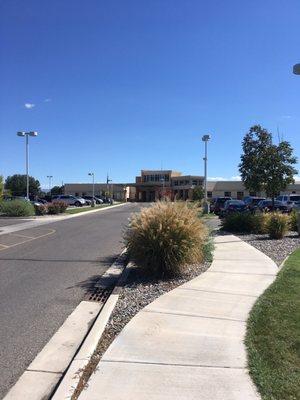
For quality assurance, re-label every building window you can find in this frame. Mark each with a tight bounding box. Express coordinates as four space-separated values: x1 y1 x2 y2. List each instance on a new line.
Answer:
249 191 256 196
237 191 244 200
224 191 231 197
207 191 212 198
192 180 197 186
174 181 178 186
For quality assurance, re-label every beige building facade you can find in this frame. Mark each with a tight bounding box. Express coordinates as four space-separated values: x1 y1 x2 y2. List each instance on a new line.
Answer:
64 170 300 202
206 180 300 199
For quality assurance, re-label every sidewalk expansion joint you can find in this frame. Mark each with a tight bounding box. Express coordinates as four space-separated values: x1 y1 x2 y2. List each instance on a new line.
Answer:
178 287 258 298
101 359 246 370
142 309 246 323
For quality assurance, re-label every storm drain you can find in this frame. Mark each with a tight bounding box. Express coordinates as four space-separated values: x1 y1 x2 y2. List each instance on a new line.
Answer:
84 286 114 303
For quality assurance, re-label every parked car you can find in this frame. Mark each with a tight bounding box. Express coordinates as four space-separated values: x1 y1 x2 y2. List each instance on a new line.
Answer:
276 194 300 209
83 196 103 205
221 200 247 217
257 199 290 213
94 196 105 204
243 196 266 212
52 195 86 207
213 197 232 215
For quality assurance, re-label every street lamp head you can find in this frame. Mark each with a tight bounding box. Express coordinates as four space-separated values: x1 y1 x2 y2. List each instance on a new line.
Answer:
88 172 94 176
202 134 211 142
293 64 300 75
29 131 38 137
17 131 25 137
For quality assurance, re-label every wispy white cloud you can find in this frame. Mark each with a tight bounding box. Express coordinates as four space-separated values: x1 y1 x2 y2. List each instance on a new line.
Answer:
208 176 241 181
280 115 292 119
208 176 227 181
24 103 35 109
44 98 51 102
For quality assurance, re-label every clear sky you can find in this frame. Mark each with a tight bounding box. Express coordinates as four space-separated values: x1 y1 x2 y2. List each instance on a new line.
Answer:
1 0 299 188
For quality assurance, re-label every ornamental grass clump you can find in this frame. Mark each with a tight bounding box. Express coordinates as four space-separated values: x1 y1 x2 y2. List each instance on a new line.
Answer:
267 212 289 239
124 201 208 277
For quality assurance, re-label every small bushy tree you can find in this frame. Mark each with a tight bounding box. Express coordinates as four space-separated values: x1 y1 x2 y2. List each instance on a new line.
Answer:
239 125 297 205
192 186 204 202
50 185 64 195
5 174 41 197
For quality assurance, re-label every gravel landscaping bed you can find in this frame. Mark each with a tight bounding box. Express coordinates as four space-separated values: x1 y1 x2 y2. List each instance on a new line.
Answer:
72 260 210 399
236 231 300 266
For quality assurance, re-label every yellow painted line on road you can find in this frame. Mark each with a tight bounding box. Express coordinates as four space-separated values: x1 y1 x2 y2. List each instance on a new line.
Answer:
0 229 56 251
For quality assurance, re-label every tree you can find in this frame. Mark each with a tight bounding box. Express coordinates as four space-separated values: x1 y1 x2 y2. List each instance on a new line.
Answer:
192 186 204 201
50 185 64 195
0 175 3 198
239 125 298 205
5 174 41 197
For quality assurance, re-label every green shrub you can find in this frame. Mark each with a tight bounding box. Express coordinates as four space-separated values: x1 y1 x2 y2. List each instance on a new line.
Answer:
289 209 299 232
124 201 208 277
221 212 267 234
0 200 34 217
267 213 289 239
34 204 48 215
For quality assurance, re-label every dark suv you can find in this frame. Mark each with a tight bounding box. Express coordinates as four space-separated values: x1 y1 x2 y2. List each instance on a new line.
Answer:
213 197 232 215
244 197 266 212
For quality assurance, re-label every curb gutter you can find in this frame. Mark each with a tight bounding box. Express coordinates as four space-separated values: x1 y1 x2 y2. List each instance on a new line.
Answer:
3 250 128 400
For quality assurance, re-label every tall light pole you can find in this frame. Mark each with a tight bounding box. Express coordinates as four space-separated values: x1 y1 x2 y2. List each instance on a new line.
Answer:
293 64 300 75
47 175 53 194
17 131 38 200
202 134 211 213
106 173 112 199
88 172 95 207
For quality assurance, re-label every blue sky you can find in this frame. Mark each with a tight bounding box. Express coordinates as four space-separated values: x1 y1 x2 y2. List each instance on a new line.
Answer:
1 0 300 188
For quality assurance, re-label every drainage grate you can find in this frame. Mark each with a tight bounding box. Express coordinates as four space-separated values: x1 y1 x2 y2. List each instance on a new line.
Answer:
84 286 113 303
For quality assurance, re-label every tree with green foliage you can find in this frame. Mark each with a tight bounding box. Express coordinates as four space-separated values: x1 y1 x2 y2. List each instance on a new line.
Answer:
50 185 64 195
0 175 3 198
5 174 41 197
239 125 297 205
192 185 204 201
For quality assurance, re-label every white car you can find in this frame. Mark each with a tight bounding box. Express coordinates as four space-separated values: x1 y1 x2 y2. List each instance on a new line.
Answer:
52 195 86 207
276 194 300 209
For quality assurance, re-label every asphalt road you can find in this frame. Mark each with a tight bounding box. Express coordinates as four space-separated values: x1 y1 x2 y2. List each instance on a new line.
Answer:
0 203 142 398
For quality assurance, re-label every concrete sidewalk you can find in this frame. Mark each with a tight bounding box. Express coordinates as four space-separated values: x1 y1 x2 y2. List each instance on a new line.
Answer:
79 235 278 400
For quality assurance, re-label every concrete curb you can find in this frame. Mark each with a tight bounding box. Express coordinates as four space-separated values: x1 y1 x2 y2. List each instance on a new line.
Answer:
52 261 131 400
3 250 128 400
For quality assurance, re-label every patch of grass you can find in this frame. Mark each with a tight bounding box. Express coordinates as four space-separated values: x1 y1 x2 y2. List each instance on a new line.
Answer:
65 204 110 214
246 248 300 400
